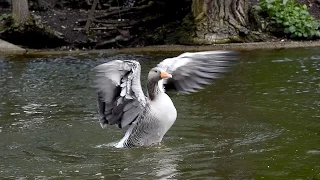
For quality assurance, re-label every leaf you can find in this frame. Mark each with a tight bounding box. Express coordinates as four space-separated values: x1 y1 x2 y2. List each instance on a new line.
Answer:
303 4 307 10
255 5 262 11
283 0 289 4
267 4 274 9
289 26 296 33
305 23 312 28
310 31 315 36
284 28 290 33
301 10 309 15
300 28 305 33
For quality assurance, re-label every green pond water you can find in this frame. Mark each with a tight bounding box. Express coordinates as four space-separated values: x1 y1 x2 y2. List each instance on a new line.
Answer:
0 48 319 179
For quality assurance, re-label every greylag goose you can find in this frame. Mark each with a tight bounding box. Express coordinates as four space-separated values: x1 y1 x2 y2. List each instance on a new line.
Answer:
93 51 237 148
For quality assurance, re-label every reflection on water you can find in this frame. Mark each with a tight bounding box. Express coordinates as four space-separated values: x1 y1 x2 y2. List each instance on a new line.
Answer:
0 48 319 179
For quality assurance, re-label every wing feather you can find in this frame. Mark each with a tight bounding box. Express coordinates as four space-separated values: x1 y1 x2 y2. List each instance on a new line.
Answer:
157 51 237 94
93 60 146 129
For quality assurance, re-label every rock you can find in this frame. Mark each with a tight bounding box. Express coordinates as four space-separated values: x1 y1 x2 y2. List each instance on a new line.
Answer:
0 39 26 55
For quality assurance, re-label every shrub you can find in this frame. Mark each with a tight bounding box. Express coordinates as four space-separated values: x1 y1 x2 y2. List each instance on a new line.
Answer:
254 0 320 39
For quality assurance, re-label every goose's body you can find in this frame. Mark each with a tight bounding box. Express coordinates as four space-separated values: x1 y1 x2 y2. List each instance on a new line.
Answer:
116 92 177 148
93 51 237 148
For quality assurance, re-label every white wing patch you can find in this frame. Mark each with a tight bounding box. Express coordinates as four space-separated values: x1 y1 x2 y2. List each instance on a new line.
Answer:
158 57 191 72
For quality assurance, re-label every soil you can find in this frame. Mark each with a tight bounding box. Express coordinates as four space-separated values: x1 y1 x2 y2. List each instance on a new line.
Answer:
1 0 320 50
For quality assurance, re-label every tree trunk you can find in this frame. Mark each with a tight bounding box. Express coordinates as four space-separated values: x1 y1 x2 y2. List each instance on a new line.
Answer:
192 0 249 44
12 0 30 24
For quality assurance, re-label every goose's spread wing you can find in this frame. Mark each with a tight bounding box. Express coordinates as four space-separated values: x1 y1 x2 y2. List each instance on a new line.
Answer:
93 60 146 129
157 51 237 94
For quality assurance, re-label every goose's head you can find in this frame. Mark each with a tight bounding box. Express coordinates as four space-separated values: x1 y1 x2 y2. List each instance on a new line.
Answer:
148 67 172 82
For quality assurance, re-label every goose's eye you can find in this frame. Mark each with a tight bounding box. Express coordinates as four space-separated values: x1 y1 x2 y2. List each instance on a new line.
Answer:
154 70 158 73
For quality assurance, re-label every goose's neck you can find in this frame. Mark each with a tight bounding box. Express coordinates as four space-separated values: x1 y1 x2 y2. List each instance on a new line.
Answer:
147 79 163 101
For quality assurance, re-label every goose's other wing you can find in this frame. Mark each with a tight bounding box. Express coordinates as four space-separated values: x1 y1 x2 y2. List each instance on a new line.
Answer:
157 51 237 94
93 60 146 129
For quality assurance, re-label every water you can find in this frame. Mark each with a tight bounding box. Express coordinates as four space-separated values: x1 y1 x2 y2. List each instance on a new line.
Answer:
0 48 319 179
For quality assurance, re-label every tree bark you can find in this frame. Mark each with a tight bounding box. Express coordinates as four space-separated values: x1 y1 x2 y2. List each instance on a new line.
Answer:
12 0 30 24
192 0 249 44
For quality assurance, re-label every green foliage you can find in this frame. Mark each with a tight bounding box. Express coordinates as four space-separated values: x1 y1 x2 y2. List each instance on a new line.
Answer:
0 13 10 21
0 14 14 31
255 0 320 39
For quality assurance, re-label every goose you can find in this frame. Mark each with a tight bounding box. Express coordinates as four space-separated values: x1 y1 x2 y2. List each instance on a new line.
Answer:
93 51 237 148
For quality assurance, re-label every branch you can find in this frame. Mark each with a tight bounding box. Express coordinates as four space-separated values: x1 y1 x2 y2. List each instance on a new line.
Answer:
100 20 138 26
73 26 133 31
78 8 131 23
84 0 99 32
95 35 130 48
77 1 154 23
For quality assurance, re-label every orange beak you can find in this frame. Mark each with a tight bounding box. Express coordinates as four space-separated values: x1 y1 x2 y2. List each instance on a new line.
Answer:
160 71 172 79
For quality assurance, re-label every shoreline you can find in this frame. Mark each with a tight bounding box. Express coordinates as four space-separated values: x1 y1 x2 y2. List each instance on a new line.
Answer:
2 40 320 56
